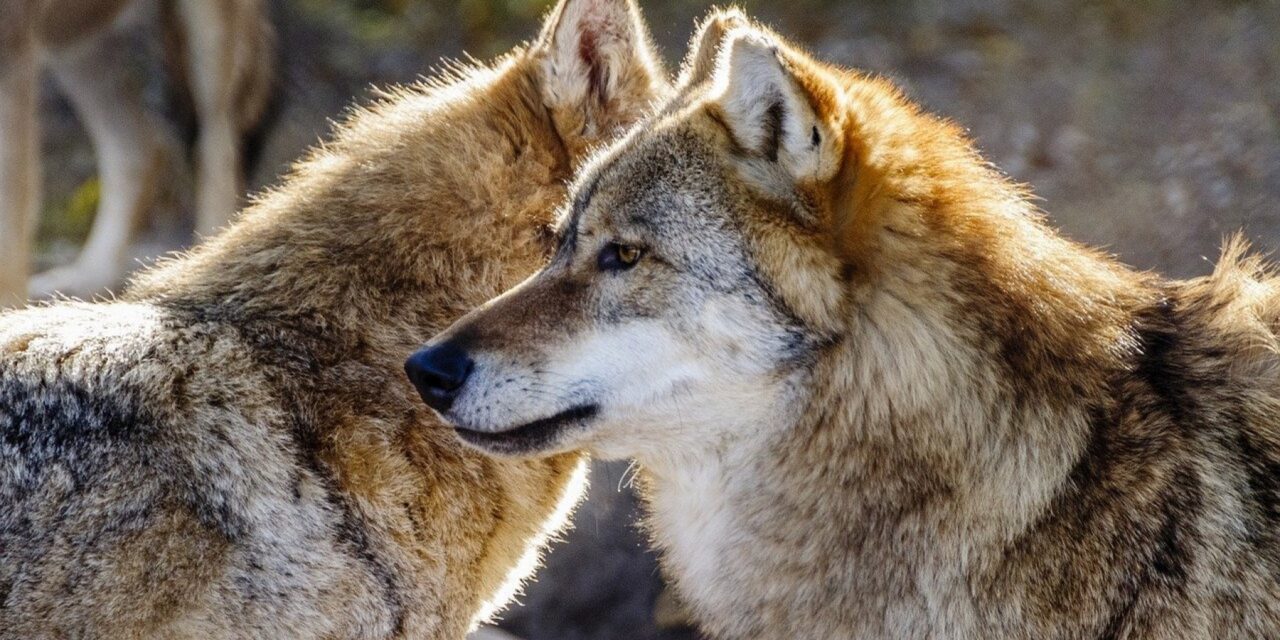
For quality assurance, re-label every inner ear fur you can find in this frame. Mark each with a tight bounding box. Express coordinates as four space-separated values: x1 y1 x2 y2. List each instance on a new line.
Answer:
534 0 668 152
710 25 884 297
710 27 846 187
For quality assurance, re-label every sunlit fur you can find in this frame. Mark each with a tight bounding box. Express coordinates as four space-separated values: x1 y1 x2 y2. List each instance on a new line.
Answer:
425 10 1280 639
0 0 666 637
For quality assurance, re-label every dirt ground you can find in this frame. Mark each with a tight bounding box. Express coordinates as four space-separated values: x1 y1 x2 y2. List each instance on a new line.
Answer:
31 0 1280 638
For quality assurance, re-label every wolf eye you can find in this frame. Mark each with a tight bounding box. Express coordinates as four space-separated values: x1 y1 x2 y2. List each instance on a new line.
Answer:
598 242 643 271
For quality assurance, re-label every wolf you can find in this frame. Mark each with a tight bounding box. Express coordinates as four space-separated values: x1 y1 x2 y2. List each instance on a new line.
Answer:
408 11 1280 639
0 0 666 636
0 0 274 305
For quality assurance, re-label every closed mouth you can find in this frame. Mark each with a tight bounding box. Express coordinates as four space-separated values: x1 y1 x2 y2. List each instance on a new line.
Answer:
454 404 599 455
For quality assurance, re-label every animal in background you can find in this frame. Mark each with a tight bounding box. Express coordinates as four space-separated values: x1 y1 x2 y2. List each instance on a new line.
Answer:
0 0 274 305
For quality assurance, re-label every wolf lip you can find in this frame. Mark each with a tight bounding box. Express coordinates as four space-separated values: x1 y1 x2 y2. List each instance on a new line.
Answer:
454 404 599 454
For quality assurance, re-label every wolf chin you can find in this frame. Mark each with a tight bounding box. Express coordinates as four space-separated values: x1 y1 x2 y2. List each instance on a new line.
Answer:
0 0 667 636
410 10 1280 639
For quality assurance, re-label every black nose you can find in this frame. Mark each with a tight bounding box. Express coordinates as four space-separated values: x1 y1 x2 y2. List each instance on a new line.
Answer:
404 342 474 413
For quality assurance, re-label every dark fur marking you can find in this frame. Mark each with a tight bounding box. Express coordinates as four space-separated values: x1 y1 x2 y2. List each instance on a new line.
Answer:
1133 295 1280 554
705 108 751 158
1024 363 1206 639
839 263 857 282
0 369 253 617
577 29 610 105
1232 427 1280 549
540 105 574 179
285 413 407 635
1151 468 1201 587
1066 406 1115 488
736 265 836 368
1098 467 1203 639
943 249 1102 412
0 365 257 544
761 99 784 162
0 376 146 451
556 174 603 262
0 373 150 501
1133 296 1193 420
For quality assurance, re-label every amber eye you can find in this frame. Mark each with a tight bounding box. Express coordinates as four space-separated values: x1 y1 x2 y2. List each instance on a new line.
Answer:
598 242 644 271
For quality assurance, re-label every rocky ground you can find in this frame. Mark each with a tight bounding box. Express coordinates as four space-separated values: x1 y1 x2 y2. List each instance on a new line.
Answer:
32 0 1280 638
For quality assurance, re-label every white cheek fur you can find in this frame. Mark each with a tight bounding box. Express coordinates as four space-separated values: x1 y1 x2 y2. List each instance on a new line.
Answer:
445 293 798 459
554 299 796 459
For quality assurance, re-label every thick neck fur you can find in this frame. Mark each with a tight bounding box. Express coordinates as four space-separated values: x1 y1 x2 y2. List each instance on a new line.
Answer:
116 58 582 628
127 56 570 350
642 242 1156 639
641 75 1198 639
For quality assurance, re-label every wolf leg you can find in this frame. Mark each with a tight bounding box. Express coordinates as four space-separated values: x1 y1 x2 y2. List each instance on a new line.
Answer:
173 0 272 236
29 29 169 298
0 5 40 308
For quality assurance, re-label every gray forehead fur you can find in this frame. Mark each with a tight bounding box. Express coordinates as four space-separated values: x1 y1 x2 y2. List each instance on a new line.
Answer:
566 126 754 288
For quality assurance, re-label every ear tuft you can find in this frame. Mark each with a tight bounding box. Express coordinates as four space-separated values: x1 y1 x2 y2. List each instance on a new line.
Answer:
674 8 751 95
537 0 666 145
712 28 844 184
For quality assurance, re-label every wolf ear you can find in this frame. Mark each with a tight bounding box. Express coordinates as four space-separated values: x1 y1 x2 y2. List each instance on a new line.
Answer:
673 8 750 95
535 0 666 149
711 29 844 184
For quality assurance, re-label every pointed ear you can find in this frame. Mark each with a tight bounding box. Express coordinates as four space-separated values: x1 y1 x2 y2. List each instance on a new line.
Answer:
535 0 667 149
673 8 750 95
711 29 845 184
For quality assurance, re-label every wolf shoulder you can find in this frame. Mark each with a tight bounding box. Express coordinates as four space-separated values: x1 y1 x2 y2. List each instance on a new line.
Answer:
0 302 382 638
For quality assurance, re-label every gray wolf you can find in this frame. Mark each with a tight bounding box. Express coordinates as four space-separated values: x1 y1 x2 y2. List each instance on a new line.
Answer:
0 0 666 636
408 11 1280 639
0 0 274 305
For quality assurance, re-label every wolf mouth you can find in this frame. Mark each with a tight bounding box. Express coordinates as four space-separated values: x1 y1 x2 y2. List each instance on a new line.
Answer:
454 404 599 455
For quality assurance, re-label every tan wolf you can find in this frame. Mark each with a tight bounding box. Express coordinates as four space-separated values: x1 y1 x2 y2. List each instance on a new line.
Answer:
0 0 666 636
0 0 274 304
408 11 1280 639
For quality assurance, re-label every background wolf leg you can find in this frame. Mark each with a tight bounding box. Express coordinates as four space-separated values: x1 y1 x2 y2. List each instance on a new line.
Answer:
0 8 39 308
172 0 272 236
29 28 173 298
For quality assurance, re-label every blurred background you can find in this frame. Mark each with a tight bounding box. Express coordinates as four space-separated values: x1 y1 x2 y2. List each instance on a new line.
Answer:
18 0 1280 637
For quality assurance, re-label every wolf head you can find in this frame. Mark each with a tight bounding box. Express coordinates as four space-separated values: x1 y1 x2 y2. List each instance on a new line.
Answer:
407 13 1115 465
403 15 833 460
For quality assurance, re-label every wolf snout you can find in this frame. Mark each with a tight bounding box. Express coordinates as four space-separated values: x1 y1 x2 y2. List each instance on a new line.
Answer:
405 341 474 413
